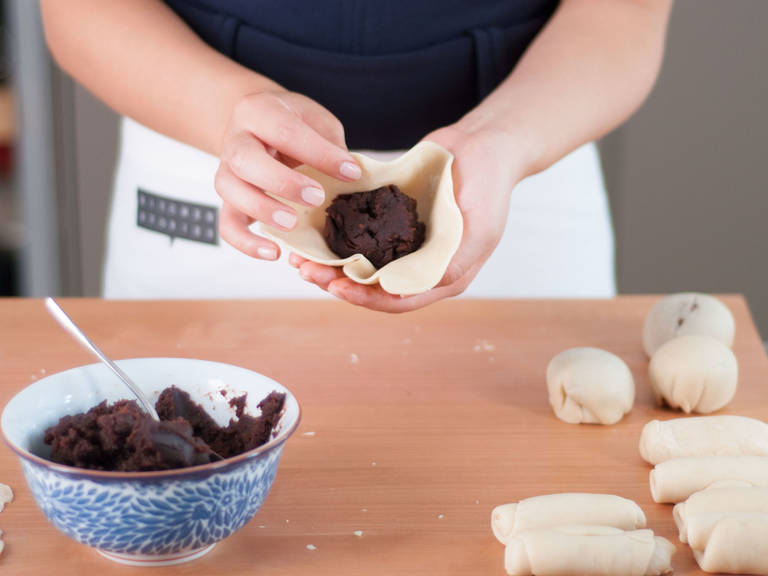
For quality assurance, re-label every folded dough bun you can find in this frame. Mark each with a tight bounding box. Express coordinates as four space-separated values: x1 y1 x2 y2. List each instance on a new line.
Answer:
546 347 635 425
261 141 462 295
504 526 674 576
648 334 738 414
491 494 646 544
642 293 735 357
639 415 768 465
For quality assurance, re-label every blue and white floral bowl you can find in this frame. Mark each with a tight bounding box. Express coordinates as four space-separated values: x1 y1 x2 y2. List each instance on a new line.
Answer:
1 358 300 566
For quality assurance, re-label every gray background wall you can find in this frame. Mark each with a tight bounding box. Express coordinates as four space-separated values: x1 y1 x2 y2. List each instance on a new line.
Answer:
59 83 119 297
49 1 768 335
601 0 768 336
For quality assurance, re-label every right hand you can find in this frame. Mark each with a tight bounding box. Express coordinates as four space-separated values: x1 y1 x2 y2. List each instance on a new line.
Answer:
215 90 361 260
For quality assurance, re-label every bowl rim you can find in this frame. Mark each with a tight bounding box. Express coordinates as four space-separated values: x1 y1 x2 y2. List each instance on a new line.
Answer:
1 357 302 479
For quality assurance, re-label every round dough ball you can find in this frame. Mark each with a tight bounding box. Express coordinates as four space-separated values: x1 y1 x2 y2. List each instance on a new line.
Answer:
648 335 738 414
546 348 635 425
642 293 734 357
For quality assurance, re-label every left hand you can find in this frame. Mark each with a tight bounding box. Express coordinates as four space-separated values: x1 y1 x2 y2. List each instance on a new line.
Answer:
291 124 523 312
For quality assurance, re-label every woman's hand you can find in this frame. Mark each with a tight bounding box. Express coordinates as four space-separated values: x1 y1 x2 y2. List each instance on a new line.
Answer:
216 90 362 260
292 124 523 312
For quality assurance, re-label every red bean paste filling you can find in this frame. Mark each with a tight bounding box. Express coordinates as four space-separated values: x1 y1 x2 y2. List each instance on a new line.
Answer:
43 387 285 472
323 185 426 269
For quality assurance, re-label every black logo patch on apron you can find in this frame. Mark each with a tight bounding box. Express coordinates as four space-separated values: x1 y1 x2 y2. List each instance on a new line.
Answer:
137 189 218 245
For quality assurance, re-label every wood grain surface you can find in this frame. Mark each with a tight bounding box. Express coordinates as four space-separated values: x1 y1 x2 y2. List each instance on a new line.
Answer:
0 297 765 575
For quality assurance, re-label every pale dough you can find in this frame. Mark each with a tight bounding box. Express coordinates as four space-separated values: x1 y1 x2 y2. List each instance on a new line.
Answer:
0 484 11 513
648 335 738 414
673 486 768 548
650 456 768 503
504 525 675 576
639 415 768 465
546 348 635 425
491 493 646 544
0 483 10 557
642 293 735 357
261 141 463 295
692 515 768 574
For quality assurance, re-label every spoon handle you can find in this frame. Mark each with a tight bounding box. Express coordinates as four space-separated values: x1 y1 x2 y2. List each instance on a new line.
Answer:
45 297 160 420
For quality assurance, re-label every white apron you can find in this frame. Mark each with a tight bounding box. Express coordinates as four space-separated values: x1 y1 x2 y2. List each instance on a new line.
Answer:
103 118 615 299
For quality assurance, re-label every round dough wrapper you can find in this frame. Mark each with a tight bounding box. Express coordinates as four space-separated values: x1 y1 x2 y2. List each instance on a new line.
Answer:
673 486 768 548
639 415 768 465
261 141 463 295
546 348 634 425
504 526 675 576
650 456 768 503
692 515 768 574
491 493 645 544
648 335 738 414
642 293 735 357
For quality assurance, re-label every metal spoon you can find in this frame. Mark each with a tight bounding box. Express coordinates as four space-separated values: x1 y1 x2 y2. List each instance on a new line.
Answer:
45 297 224 464
45 297 160 419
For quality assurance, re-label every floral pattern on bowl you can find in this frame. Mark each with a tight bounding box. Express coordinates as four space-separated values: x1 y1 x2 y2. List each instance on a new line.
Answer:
22 447 281 559
2 358 301 566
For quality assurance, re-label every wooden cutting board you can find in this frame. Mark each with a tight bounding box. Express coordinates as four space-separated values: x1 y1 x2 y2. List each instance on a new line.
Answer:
0 297 765 575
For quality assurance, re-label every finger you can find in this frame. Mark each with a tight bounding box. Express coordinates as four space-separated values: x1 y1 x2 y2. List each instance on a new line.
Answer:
325 279 431 313
222 134 327 207
435 228 499 288
328 259 482 313
215 164 299 231
437 257 470 288
297 261 346 291
288 253 308 268
292 98 348 149
240 94 361 182
326 279 446 313
218 203 280 260
435 179 500 288
435 259 484 292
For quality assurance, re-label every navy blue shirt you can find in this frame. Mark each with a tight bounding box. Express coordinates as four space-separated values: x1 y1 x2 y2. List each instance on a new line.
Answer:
165 1 558 150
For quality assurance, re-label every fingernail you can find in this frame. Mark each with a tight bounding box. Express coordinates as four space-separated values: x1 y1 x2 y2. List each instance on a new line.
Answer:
301 186 325 206
273 210 297 229
340 161 362 180
299 267 311 281
258 246 277 260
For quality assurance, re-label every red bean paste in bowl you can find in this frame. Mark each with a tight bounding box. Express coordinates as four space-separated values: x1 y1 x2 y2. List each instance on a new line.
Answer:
42 387 285 472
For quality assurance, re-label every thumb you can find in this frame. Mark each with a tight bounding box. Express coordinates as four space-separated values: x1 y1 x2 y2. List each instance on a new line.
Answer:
436 168 504 288
422 126 461 152
437 224 496 288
